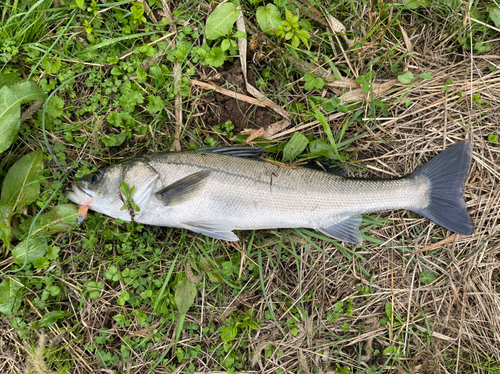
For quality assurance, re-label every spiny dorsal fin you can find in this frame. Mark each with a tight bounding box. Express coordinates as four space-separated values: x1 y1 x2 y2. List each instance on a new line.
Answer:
199 146 263 159
155 170 210 206
197 148 347 177
317 215 362 245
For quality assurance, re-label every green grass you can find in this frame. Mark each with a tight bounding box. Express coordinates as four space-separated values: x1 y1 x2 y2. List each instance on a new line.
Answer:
1 0 500 373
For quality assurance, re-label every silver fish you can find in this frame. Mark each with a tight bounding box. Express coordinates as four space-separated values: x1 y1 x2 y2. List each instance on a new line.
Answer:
65 141 473 244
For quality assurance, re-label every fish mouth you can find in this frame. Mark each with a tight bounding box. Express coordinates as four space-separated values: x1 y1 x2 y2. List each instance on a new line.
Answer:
65 184 95 206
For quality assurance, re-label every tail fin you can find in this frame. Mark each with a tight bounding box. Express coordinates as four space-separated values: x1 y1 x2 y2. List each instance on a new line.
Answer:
409 140 473 235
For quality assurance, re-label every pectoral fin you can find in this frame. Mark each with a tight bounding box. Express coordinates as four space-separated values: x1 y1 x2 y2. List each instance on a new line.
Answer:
181 219 238 241
155 170 210 206
317 215 362 245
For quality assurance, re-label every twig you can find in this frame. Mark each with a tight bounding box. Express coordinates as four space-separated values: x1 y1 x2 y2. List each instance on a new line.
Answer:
191 80 283 110
413 234 459 254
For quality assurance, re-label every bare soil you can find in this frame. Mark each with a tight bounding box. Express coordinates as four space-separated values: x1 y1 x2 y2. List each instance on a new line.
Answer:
198 60 282 132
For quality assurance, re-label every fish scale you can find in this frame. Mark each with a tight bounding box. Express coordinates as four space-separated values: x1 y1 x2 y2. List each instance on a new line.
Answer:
65 141 474 244
146 152 426 228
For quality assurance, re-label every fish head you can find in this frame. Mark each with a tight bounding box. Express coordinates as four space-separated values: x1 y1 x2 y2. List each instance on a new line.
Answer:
65 159 160 220
65 164 123 216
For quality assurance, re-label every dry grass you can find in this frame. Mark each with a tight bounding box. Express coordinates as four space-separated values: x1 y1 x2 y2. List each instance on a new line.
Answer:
1 1 499 373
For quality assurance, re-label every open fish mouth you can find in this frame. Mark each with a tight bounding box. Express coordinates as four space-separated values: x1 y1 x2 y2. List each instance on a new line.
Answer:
65 184 95 206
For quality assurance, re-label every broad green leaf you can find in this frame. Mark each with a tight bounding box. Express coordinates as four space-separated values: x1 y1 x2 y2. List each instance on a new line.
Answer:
46 245 60 260
0 203 13 227
0 72 21 89
149 65 166 86
117 290 130 305
136 67 147 83
380 315 389 326
14 204 78 240
0 82 47 153
45 95 64 118
12 236 47 265
139 44 156 57
314 78 324 89
119 80 144 109
295 28 310 48
102 132 127 147
199 257 223 284
232 31 247 39
337 104 348 113
304 75 324 90
203 47 226 67
256 4 282 34
383 345 401 356
306 139 337 160
361 81 370 94
285 9 298 24
304 72 315 81
205 3 241 40
419 72 432 79
304 79 315 90
38 311 72 328
420 270 437 285
175 277 197 315
0 221 9 247
324 97 341 112
221 325 238 342
146 95 164 114
33 256 50 269
111 67 124 76
474 41 492 53
41 58 61 74
282 132 309 162
171 41 193 62
0 278 24 316
221 38 231 52
385 302 393 319
487 5 500 28
0 149 44 213
397 71 414 84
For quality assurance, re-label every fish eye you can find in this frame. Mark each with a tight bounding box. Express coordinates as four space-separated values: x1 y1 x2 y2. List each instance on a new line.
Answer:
90 170 103 184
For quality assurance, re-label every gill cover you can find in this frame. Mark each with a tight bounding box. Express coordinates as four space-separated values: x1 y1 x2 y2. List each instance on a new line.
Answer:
120 159 160 213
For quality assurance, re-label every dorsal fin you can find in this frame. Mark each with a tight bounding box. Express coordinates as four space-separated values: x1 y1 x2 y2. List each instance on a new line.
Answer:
198 146 263 159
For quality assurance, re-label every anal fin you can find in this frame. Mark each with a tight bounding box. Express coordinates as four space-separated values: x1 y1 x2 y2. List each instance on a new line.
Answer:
181 219 239 241
317 215 362 245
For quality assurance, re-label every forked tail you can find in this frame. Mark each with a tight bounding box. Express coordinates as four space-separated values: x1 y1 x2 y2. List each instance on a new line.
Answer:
409 140 473 235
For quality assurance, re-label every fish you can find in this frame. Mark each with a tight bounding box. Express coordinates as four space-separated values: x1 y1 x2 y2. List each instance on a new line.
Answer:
65 141 474 245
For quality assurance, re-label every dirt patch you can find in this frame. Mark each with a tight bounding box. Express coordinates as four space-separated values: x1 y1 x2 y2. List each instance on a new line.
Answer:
197 60 282 133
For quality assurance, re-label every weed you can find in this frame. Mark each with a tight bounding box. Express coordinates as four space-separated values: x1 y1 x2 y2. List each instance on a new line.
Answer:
275 9 310 49
0 0 499 373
